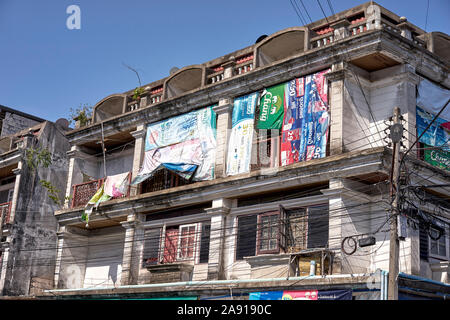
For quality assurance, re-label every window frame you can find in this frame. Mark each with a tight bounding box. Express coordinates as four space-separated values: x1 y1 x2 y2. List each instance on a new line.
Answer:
256 211 281 255
176 223 198 261
429 225 449 261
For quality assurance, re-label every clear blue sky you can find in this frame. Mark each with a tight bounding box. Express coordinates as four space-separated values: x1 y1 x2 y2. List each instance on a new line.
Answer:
1 0 448 122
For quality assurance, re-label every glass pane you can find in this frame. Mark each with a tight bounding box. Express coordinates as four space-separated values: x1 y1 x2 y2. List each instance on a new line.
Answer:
430 241 438 255
260 239 268 250
269 239 277 250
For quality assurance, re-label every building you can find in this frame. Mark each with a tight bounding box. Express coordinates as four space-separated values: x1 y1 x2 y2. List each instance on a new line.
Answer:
31 2 450 300
0 110 71 296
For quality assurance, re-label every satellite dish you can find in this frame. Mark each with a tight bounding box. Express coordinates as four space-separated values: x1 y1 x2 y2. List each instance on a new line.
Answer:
170 67 179 75
55 118 70 130
256 35 268 44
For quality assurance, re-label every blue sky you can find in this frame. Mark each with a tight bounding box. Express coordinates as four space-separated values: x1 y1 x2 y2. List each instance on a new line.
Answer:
0 0 448 122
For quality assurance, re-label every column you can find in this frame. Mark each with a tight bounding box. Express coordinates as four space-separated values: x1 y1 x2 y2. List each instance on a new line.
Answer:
326 62 346 155
8 163 23 224
0 240 10 294
213 99 233 178
53 226 67 288
130 125 146 196
205 198 231 280
331 19 350 41
120 213 143 285
64 146 92 208
222 59 236 80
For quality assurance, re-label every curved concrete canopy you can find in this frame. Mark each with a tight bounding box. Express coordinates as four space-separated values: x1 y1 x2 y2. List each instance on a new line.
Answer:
255 27 310 67
93 94 127 123
164 65 204 99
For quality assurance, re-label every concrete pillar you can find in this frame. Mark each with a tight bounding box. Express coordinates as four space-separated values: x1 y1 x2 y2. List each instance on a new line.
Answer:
64 146 91 208
326 63 346 155
331 19 350 41
327 178 344 274
8 163 22 224
0 240 10 294
130 125 146 196
212 99 234 178
53 226 67 288
205 198 232 280
222 59 236 80
365 4 381 30
398 17 413 40
120 213 143 285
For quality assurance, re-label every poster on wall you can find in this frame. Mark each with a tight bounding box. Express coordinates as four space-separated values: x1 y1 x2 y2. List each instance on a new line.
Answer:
416 106 450 149
257 83 286 130
249 289 352 300
226 93 258 176
423 143 450 171
132 106 217 184
281 69 330 166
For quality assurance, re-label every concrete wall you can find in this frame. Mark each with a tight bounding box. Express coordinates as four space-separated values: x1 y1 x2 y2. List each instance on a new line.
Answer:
0 112 41 138
1 122 70 295
83 226 125 288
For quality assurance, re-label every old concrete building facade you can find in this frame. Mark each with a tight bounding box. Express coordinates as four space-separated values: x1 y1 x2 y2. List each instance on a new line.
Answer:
12 2 447 300
0 111 71 296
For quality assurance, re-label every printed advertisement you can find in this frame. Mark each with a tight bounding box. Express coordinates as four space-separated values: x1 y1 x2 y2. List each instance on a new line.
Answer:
226 93 258 175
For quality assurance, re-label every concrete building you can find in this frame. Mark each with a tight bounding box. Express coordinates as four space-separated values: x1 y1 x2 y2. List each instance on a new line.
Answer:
36 2 449 300
0 110 71 296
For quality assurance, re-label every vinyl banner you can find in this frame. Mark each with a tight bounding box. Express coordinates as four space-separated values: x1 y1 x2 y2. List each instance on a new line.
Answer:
282 290 318 300
257 83 286 130
417 78 450 121
145 107 216 151
423 143 450 171
317 289 352 300
249 291 283 300
416 106 450 149
134 106 216 184
226 93 258 176
281 70 330 166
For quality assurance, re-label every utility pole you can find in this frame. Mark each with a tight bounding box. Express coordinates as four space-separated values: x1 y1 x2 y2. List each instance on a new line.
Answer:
388 107 403 300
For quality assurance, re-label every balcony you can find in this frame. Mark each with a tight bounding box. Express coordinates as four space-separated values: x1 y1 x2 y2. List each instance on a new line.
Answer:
140 168 192 194
70 172 131 208
0 202 11 225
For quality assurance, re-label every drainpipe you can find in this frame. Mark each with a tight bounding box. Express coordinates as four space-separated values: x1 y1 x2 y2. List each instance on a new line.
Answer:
380 270 385 300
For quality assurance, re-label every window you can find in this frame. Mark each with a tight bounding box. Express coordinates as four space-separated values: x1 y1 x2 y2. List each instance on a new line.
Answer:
177 224 197 260
235 204 329 260
143 222 210 266
257 211 280 254
429 227 448 259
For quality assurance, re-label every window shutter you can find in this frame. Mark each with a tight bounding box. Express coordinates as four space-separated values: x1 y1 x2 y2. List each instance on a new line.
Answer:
419 221 429 261
199 224 211 263
142 228 162 267
307 204 329 249
236 215 257 260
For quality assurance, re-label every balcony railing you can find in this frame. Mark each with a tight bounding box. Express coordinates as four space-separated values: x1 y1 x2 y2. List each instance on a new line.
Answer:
140 168 192 194
0 202 11 225
71 173 133 208
71 179 104 208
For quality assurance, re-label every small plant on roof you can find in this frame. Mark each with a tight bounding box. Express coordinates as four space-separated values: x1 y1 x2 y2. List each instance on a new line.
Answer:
69 103 93 127
133 87 145 100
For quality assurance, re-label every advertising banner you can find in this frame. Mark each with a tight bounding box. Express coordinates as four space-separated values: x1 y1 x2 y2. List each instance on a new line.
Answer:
257 83 286 130
423 143 450 171
281 70 330 166
145 107 216 151
134 106 216 184
317 289 352 300
249 291 283 300
282 290 318 300
416 106 450 148
417 78 450 121
226 93 258 176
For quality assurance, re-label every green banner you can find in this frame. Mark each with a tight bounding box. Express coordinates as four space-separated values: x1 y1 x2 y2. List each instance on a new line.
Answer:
257 83 286 129
424 144 450 171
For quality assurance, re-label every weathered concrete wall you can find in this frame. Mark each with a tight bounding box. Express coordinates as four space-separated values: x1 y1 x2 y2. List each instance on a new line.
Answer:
1 122 70 296
83 226 124 288
0 112 41 138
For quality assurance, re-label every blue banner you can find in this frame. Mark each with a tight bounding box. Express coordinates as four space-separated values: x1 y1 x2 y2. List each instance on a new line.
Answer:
416 106 450 149
318 289 352 300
